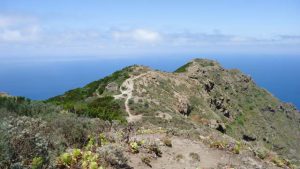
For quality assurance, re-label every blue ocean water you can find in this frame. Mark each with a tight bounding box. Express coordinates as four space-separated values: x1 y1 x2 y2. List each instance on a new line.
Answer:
0 55 299 109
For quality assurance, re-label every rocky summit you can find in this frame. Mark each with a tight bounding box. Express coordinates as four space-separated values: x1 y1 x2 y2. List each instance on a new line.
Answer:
1 58 300 169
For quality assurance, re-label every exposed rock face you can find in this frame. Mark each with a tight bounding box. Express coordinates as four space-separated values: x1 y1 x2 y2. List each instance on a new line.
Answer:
216 123 226 133
204 80 215 93
177 97 191 116
105 82 119 92
243 134 257 142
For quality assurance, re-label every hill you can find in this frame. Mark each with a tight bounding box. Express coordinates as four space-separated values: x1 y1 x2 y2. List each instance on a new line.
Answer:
1 58 299 169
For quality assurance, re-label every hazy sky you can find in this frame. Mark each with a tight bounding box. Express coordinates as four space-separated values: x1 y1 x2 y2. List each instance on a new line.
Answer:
1 0 300 60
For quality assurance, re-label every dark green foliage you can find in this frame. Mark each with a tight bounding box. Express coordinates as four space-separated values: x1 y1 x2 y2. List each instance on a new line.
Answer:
86 69 130 96
48 66 131 104
174 62 192 73
0 96 31 116
86 96 126 122
0 96 61 117
51 96 126 123
46 67 131 122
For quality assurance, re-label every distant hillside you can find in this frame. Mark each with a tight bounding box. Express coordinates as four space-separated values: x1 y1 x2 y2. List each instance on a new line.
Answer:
1 58 299 168
47 58 300 166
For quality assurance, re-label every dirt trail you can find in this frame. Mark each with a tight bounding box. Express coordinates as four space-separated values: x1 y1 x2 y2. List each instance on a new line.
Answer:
114 73 148 123
127 134 279 169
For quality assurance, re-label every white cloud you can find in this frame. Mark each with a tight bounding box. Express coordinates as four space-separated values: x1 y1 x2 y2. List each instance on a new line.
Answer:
0 16 13 28
0 18 299 58
112 28 162 43
0 15 40 43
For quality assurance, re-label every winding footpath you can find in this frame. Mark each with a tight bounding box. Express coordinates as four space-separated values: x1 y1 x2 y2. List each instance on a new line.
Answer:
114 73 148 123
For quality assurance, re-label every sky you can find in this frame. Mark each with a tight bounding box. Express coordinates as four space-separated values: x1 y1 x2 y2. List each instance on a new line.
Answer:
0 0 300 61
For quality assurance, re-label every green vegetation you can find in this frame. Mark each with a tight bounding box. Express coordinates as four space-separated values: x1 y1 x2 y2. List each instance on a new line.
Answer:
31 157 44 169
0 96 60 117
57 148 104 169
232 142 241 154
255 147 269 160
210 140 226 150
141 156 152 167
59 153 72 166
0 96 114 168
174 62 192 73
86 96 126 122
46 67 132 123
48 66 131 104
129 141 140 153
1 59 300 168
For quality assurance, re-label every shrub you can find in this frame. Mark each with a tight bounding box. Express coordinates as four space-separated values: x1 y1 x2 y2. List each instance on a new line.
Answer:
175 154 184 162
99 133 109 146
31 157 44 169
0 96 61 117
57 148 105 169
210 141 226 149
65 96 127 123
189 152 200 161
148 144 162 157
89 161 98 169
98 144 128 168
271 156 285 167
232 142 241 154
72 149 81 160
141 156 152 167
59 153 72 166
2 117 50 165
128 99 134 105
254 147 269 160
162 138 172 147
130 142 139 153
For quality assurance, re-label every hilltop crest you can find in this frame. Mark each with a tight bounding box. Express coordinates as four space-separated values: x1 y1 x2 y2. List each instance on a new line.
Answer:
41 59 300 168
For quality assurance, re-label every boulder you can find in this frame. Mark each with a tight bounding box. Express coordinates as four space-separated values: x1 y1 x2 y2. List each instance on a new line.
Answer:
242 134 256 142
204 81 215 93
177 97 192 116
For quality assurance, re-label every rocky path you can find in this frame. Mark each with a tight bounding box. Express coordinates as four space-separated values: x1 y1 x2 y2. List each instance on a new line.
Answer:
127 134 279 169
114 73 148 123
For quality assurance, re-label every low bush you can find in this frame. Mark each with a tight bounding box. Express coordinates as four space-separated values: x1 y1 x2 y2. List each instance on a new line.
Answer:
130 141 139 154
162 137 172 147
148 144 162 157
189 152 200 161
31 157 44 169
141 156 152 167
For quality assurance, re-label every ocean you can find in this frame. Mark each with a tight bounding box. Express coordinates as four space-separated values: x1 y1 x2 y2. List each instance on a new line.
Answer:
0 55 299 109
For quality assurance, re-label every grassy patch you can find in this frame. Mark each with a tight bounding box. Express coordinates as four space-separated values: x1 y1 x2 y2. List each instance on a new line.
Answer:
46 67 132 122
48 66 131 103
174 62 192 73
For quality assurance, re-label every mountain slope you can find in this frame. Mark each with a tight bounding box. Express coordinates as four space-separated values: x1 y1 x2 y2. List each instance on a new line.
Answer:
3 58 300 168
40 59 300 168
47 58 300 167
